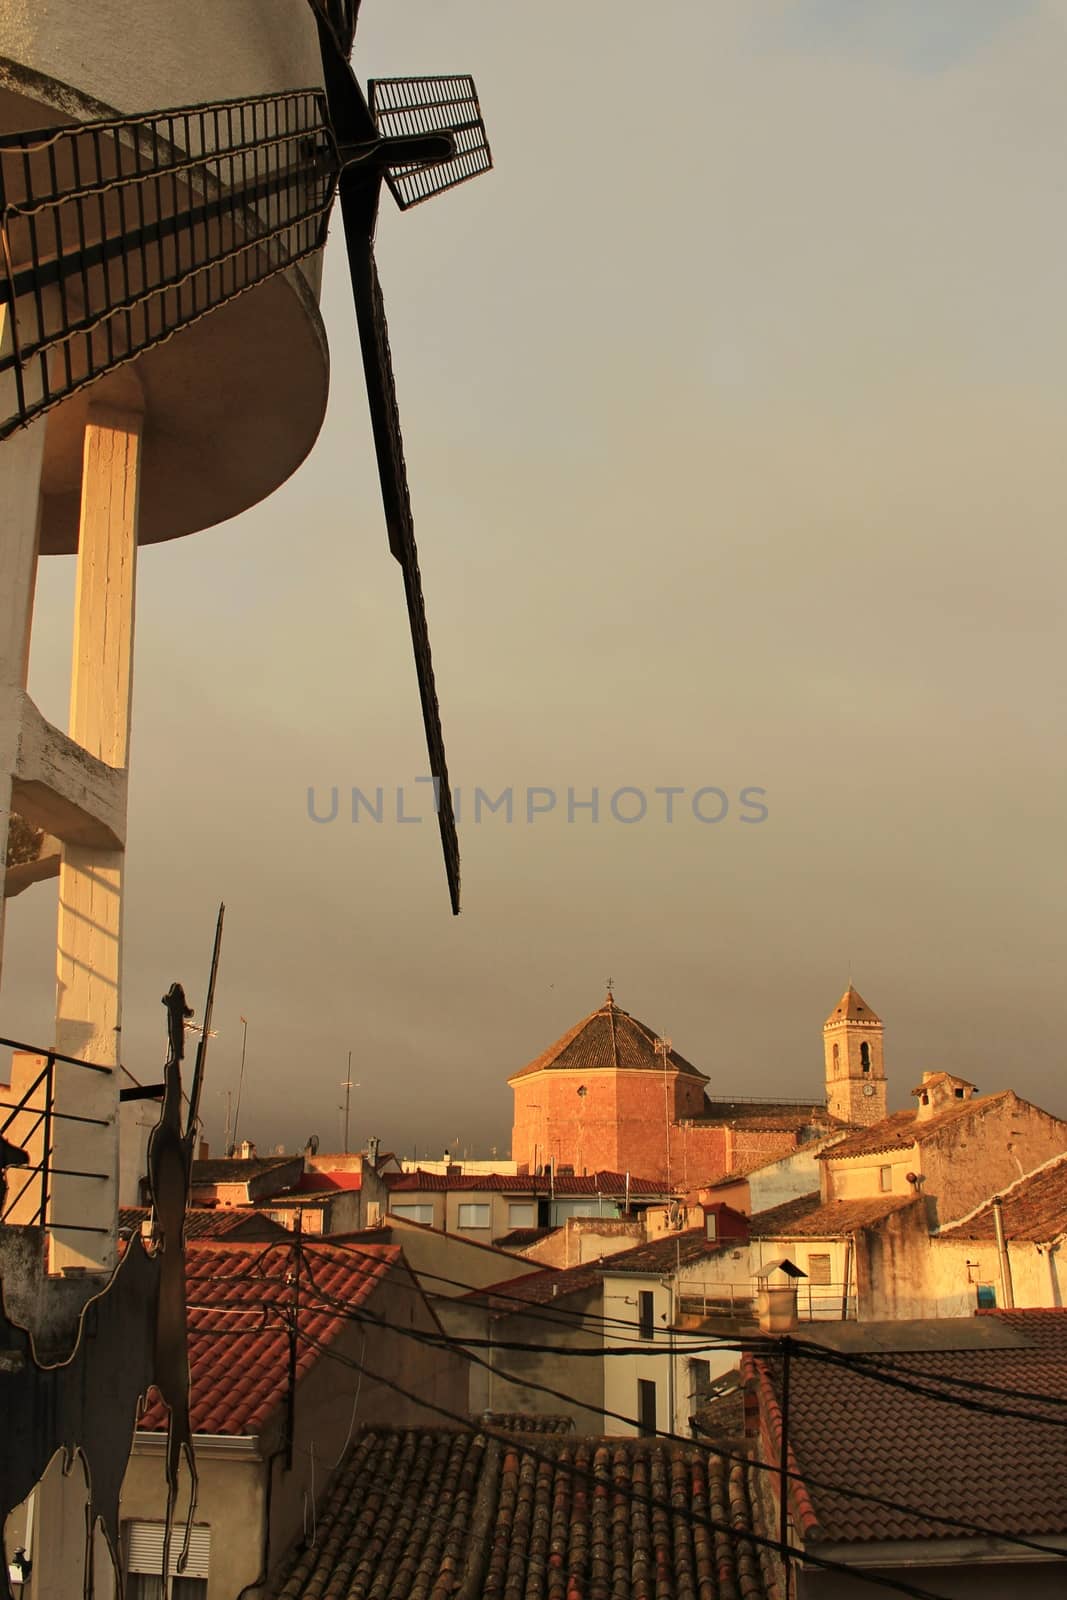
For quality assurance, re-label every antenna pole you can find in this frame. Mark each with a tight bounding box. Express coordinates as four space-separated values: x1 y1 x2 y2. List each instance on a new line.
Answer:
231 1015 249 1154
186 902 225 1142
344 1053 352 1154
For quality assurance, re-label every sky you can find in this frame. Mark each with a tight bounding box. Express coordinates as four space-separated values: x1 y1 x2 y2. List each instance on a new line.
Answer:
3 0 1066 1162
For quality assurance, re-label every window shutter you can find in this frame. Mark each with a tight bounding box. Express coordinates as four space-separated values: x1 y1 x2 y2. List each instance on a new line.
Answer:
125 1523 211 1578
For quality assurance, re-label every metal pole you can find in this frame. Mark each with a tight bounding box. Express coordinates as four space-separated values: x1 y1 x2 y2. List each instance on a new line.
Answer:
344 1054 352 1155
39 1054 54 1229
231 1016 249 1154
992 1195 1015 1309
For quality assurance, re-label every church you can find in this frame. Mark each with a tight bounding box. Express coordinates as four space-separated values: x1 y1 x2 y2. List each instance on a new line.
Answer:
509 984 887 1188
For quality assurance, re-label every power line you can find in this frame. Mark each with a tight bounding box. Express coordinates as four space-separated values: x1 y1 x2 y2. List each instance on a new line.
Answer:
293 1321 958 1600
292 1251 1067 1567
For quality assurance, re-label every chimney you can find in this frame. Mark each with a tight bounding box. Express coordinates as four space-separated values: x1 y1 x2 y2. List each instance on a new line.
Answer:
239 1139 256 1160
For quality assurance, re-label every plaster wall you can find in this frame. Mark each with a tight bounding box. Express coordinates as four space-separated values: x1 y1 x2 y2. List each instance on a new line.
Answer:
919 1096 1067 1224
473 1294 605 1434
822 1149 919 1202
375 1217 545 1295
526 1218 645 1269
745 1141 841 1213
601 1274 735 1436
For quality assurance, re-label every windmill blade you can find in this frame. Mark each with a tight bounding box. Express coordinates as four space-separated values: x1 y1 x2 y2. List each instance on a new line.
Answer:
0 91 336 438
370 77 492 210
339 177 461 914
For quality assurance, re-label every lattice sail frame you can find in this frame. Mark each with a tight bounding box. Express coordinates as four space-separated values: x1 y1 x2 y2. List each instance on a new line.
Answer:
0 91 335 438
370 76 492 210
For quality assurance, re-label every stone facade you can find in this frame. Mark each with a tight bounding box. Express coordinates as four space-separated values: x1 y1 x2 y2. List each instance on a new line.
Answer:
823 985 887 1126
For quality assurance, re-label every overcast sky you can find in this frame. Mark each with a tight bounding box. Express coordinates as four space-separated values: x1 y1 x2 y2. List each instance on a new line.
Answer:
4 0 1065 1161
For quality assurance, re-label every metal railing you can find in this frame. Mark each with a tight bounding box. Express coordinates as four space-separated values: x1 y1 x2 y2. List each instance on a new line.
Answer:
678 1279 857 1324
0 1035 112 1236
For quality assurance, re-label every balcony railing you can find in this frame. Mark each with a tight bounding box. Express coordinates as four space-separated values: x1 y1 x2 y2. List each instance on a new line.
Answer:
678 1279 857 1324
0 1035 113 1238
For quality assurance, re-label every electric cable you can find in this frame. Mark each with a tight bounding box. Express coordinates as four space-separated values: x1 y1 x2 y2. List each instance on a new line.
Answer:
293 1247 1067 1565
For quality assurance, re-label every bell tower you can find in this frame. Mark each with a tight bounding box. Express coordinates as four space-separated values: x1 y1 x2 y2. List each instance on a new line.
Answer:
823 985 886 1126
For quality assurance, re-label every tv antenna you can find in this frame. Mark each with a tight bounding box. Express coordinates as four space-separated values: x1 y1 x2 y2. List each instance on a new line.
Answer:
0 0 492 914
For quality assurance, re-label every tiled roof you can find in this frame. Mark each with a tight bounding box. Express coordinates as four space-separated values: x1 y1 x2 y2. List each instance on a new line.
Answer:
598 1229 725 1275
509 995 708 1082
477 1261 605 1308
478 1228 726 1304
744 1309 1067 1543
190 1154 301 1186
816 1093 1012 1160
272 1429 774 1600
749 1193 920 1239
385 1169 671 1197
118 1206 287 1241
477 1412 575 1434
823 985 881 1027
138 1241 397 1435
493 1228 558 1250
692 1100 834 1132
941 1153 1067 1243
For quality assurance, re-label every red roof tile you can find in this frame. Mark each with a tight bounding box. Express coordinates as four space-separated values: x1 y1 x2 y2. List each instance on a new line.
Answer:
272 1429 774 1599
509 995 708 1082
296 1170 362 1193
744 1310 1067 1543
118 1206 288 1241
816 1093 1012 1160
137 1241 397 1436
749 1193 920 1238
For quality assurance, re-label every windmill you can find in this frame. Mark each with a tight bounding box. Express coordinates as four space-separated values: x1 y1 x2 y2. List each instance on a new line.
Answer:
0 0 492 916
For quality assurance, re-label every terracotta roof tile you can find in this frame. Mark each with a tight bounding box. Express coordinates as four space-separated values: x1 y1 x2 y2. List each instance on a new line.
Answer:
743 1310 1067 1543
823 985 881 1026
271 1429 774 1599
137 1240 397 1436
816 1093 1012 1160
118 1206 288 1241
694 1100 833 1132
476 1412 576 1434
190 1154 301 1186
749 1193 920 1238
509 997 708 1082
492 1228 558 1250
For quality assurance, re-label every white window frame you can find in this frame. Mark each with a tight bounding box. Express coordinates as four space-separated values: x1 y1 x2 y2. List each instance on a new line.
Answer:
507 1201 537 1228
390 1203 434 1225
457 1202 491 1229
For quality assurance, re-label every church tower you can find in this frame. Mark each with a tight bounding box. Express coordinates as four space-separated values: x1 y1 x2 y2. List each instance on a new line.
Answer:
823 985 886 1126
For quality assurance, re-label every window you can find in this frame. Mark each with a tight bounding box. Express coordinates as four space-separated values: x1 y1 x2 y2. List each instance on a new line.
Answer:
638 1290 655 1340
806 1253 832 1286
637 1378 657 1437
688 1358 711 1403
976 1283 997 1309
705 1211 717 1241
878 1166 892 1192
860 1042 871 1072
832 1042 840 1072
508 1202 537 1228
125 1523 209 1599
457 1202 491 1229
391 1203 434 1225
